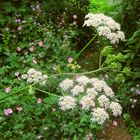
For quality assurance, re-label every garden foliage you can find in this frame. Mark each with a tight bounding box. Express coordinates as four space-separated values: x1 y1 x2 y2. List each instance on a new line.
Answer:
0 0 140 139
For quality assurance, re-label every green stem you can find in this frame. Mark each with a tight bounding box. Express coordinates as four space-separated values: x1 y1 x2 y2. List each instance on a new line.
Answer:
0 67 108 103
99 53 102 68
75 34 98 60
0 86 29 102
35 88 61 98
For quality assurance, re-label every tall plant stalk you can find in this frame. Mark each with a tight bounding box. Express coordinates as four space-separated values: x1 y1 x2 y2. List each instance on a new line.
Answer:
75 34 98 60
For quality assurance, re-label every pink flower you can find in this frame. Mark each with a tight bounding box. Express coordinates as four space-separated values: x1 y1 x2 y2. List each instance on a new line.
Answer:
16 106 23 112
37 98 43 103
17 47 21 52
5 87 11 93
75 74 80 79
67 57 73 63
29 46 35 52
112 120 118 126
17 26 22 31
38 41 43 46
4 108 13 115
15 71 19 77
33 59 38 64
73 14 77 20
104 74 109 78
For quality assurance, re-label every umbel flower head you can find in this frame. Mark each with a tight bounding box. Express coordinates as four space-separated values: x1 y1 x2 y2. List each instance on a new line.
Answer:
58 75 122 125
21 68 48 86
83 13 125 44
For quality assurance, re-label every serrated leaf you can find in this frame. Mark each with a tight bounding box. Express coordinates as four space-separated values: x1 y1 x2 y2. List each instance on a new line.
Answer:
123 66 131 75
116 53 125 62
101 46 113 56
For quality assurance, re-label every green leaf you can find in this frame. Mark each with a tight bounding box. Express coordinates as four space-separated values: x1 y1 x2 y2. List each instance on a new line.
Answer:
123 66 131 76
123 113 131 123
116 53 125 62
101 46 113 56
73 135 78 140
116 74 125 83
44 96 58 105
28 86 35 95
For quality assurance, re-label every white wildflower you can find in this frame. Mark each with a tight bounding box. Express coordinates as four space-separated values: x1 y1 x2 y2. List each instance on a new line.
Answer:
80 95 95 110
21 74 27 79
76 75 90 86
91 108 109 125
22 68 48 85
27 68 36 75
90 78 99 84
59 79 73 91
97 26 111 36
59 96 76 110
117 31 125 41
71 85 84 96
106 20 120 31
109 102 122 117
27 78 34 83
98 95 110 109
93 81 103 92
40 75 48 86
106 32 119 44
83 13 125 44
103 86 114 98
86 88 98 99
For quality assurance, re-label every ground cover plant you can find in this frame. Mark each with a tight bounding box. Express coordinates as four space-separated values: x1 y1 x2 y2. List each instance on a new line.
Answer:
0 0 140 139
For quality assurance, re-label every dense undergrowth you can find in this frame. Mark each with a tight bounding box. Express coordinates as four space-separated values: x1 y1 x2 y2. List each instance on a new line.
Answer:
0 0 140 139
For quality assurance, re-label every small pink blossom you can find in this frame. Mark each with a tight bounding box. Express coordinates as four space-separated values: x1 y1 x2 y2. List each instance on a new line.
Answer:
37 98 43 103
104 74 109 78
75 74 80 79
33 59 38 64
29 46 35 52
112 120 118 126
17 47 21 52
16 106 23 112
38 41 43 46
67 57 73 63
15 71 19 77
5 87 11 93
17 26 22 31
4 108 13 115
86 133 92 140
73 14 77 20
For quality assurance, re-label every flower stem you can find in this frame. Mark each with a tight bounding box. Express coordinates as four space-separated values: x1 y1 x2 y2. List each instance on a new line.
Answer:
75 34 98 60
99 52 102 68
35 88 61 98
0 67 108 103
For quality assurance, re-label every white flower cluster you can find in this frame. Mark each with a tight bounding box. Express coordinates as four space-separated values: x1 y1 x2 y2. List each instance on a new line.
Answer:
76 75 90 86
83 13 125 44
21 68 48 86
71 85 84 96
91 108 109 125
58 75 122 125
109 102 122 117
59 79 73 91
59 96 76 110
80 95 95 110
59 76 122 123
98 95 110 109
